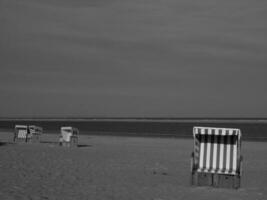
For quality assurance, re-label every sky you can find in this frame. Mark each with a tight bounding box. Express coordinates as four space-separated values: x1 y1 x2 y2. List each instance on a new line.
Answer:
0 0 267 118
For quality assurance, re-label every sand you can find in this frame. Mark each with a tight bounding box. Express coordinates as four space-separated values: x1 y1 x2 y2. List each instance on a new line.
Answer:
0 131 266 200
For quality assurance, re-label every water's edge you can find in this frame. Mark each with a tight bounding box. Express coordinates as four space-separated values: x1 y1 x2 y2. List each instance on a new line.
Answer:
1 119 267 141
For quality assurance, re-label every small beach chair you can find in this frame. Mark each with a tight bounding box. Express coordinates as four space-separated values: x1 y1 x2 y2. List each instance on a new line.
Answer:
29 125 43 142
191 127 243 189
14 125 30 143
60 127 79 147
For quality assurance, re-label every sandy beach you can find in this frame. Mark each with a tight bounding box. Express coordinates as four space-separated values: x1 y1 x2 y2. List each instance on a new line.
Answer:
0 131 266 200
1 0 267 199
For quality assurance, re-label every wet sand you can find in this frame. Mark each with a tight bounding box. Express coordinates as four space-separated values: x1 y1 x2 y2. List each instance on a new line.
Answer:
0 131 266 200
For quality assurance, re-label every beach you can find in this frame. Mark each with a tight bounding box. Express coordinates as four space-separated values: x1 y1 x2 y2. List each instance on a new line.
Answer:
1 0 267 198
0 131 266 200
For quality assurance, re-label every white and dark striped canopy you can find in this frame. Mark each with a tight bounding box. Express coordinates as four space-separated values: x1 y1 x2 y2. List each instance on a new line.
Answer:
193 127 242 175
194 126 241 138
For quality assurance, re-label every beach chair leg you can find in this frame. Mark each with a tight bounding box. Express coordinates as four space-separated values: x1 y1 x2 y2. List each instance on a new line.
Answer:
36 135 40 143
233 156 242 189
72 137 76 147
70 136 78 147
215 174 239 189
27 137 32 143
233 175 241 189
213 174 219 187
191 172 198 186
70 137 73 147
75 137 78 146
32 135 39 143
190 152 197 185
198 173 213 186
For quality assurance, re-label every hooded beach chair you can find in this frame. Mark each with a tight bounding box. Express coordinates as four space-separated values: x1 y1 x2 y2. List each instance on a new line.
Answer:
14 125 30 142
59 127 79 147
29 125 43 142
191 127 243 189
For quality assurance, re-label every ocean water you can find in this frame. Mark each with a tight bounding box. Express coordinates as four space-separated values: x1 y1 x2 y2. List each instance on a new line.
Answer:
1 119 267 141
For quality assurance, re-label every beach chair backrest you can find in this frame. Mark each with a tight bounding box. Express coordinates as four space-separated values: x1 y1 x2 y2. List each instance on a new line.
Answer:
193 127 241 175
15 125 28 139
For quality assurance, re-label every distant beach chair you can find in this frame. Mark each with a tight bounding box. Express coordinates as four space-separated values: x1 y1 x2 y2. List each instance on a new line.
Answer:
29 125 43 143
14 125 30 143
59 127 79 147
191 126 243 189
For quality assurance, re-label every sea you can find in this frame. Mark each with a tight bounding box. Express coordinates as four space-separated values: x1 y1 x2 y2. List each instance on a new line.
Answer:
1 118 267 141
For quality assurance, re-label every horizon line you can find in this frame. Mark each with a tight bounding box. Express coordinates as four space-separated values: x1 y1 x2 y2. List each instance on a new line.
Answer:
1 117 267 121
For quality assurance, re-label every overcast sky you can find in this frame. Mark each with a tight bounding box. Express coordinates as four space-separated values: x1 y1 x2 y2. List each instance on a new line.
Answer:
0 0 267 118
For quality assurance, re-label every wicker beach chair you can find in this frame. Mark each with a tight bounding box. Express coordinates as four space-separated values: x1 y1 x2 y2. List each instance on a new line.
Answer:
59 127 79 147
14 125 30 143
191 126 243 189
29 125 43 143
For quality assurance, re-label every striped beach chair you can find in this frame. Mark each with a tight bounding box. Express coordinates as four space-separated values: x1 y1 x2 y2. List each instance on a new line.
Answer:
59 127 79 147
191 127 243 189
14 125 30 142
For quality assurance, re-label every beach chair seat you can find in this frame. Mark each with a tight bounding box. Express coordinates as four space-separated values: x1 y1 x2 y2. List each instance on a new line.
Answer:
191 127 242 189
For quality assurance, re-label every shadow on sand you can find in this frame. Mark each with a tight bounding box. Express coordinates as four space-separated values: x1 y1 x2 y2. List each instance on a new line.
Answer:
40 141 60 145
77 144 92 148
0 142 14 147
40 141 92 148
